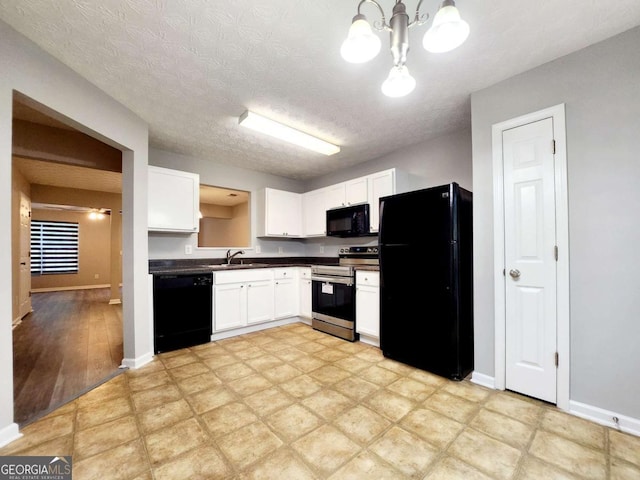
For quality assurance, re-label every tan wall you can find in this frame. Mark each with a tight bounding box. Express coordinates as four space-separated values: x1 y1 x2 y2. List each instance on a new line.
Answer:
13 119 121 172
198 201 249 248
31 209 112 290
29 185 122 293
200 203 232 219
229 202 249 247
11 167 30 322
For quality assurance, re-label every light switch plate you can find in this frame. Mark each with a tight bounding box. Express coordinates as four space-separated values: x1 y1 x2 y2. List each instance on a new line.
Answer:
185 244 193 254
255 245 261 254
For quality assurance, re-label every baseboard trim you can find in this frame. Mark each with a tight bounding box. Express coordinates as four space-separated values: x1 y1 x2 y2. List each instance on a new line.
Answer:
0 423 22 448
358 334 380 348
569 400 640 437
470 371 496 389
120 352 153 370
211 317 304 342
32 284 111 293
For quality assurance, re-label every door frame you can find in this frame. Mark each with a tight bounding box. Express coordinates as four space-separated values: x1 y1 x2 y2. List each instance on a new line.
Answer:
491 103 570 410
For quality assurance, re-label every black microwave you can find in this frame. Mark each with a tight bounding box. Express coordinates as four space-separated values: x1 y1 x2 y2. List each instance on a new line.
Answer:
326 203 373 237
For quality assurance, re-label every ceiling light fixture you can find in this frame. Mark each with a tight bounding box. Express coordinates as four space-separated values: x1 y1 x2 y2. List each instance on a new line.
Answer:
239 111 340 156
341 0 469 98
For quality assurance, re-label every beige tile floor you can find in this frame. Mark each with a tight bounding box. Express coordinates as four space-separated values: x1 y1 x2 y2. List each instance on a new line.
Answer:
2 322 639 479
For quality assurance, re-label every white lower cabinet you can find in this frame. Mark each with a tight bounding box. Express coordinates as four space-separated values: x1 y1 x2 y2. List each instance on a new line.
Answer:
213 269 274 332
247 280 275 324
213 267 307 334
298 268 312 319
214 283 246 331
356 270 380 343
273 268 298 319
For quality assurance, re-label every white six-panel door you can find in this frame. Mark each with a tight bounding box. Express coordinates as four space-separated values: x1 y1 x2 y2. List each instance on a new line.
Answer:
502 118 557 403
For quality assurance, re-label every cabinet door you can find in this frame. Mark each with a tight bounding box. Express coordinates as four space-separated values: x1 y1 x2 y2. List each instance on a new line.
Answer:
148 166 199 232
274 278 298 319
298 268 312 318
368 170 395 232
214 283 246 331
356 284 380 338
325 183 346 209
345 177 368 205
265 189 302 237
302 189 327 236
246 280 274 324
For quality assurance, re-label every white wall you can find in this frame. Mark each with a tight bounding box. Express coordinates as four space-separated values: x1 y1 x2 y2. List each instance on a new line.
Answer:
0 20 149 445
304 128 472 192
471 26 640 419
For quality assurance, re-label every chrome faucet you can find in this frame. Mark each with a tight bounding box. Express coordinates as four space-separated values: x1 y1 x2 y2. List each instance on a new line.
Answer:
226 249 245 265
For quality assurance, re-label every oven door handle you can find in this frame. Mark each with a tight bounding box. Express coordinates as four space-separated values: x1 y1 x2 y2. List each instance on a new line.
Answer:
311 275 353 286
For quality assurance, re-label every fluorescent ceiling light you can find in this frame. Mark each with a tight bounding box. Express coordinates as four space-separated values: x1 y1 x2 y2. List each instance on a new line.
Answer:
239 111 340 156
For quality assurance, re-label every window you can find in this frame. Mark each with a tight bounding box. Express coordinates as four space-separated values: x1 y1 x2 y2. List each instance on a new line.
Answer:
30 220 79 275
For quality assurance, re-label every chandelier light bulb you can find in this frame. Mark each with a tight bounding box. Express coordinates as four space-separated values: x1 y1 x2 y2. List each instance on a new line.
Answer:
340 14 382 63
381 65 416 98
423 2 470 53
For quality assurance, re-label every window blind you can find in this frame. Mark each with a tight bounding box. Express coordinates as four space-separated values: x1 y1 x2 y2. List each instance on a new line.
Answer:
30 220 79 275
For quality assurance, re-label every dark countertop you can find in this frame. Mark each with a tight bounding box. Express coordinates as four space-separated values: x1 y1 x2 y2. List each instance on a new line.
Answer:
149 256 339 275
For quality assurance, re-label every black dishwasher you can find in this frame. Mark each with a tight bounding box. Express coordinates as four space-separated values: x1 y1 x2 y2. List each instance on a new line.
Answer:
153 273 213 354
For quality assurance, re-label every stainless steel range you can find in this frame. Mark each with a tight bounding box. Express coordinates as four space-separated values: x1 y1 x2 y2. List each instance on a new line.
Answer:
311 246 379 341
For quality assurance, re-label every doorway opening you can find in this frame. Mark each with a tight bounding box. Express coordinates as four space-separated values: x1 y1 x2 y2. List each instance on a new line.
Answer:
11 93 125 425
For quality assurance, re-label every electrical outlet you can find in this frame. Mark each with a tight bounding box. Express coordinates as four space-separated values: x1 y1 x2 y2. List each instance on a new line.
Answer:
278 246 283 254
255 245 261 254
319 245 324 254
94 273 99 279
185 244 193 254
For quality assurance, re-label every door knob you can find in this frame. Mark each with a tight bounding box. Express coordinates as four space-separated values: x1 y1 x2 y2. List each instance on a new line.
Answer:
509 269 521 279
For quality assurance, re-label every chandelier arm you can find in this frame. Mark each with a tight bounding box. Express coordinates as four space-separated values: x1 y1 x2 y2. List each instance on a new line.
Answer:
407 0 429 28
356 0 390 31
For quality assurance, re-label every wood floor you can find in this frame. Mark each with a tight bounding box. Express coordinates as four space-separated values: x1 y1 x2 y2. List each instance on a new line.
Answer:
12 288 123 426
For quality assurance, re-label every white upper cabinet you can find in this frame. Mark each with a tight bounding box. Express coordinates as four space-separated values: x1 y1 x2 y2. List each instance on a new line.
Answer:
256 188 303 237
279 168 413 238
345 177 368 205
302 188 327 237
325 178 368 210
324 183 347 210
367 169 395 233
148 166 199 232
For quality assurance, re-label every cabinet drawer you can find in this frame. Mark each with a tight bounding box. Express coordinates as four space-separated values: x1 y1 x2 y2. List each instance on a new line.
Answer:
356 270 379 287
299 267 312 279
215 269 273 284
273 268 296 279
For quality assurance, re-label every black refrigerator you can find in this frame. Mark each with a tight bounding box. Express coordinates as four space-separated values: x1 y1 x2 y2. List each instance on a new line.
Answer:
379 182 473 381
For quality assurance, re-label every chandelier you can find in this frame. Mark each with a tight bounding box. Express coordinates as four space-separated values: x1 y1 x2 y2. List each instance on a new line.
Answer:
341 0 469 97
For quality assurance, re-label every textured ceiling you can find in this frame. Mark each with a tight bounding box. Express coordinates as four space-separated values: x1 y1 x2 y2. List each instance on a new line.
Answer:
2 1 640 180
14 157 122 193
